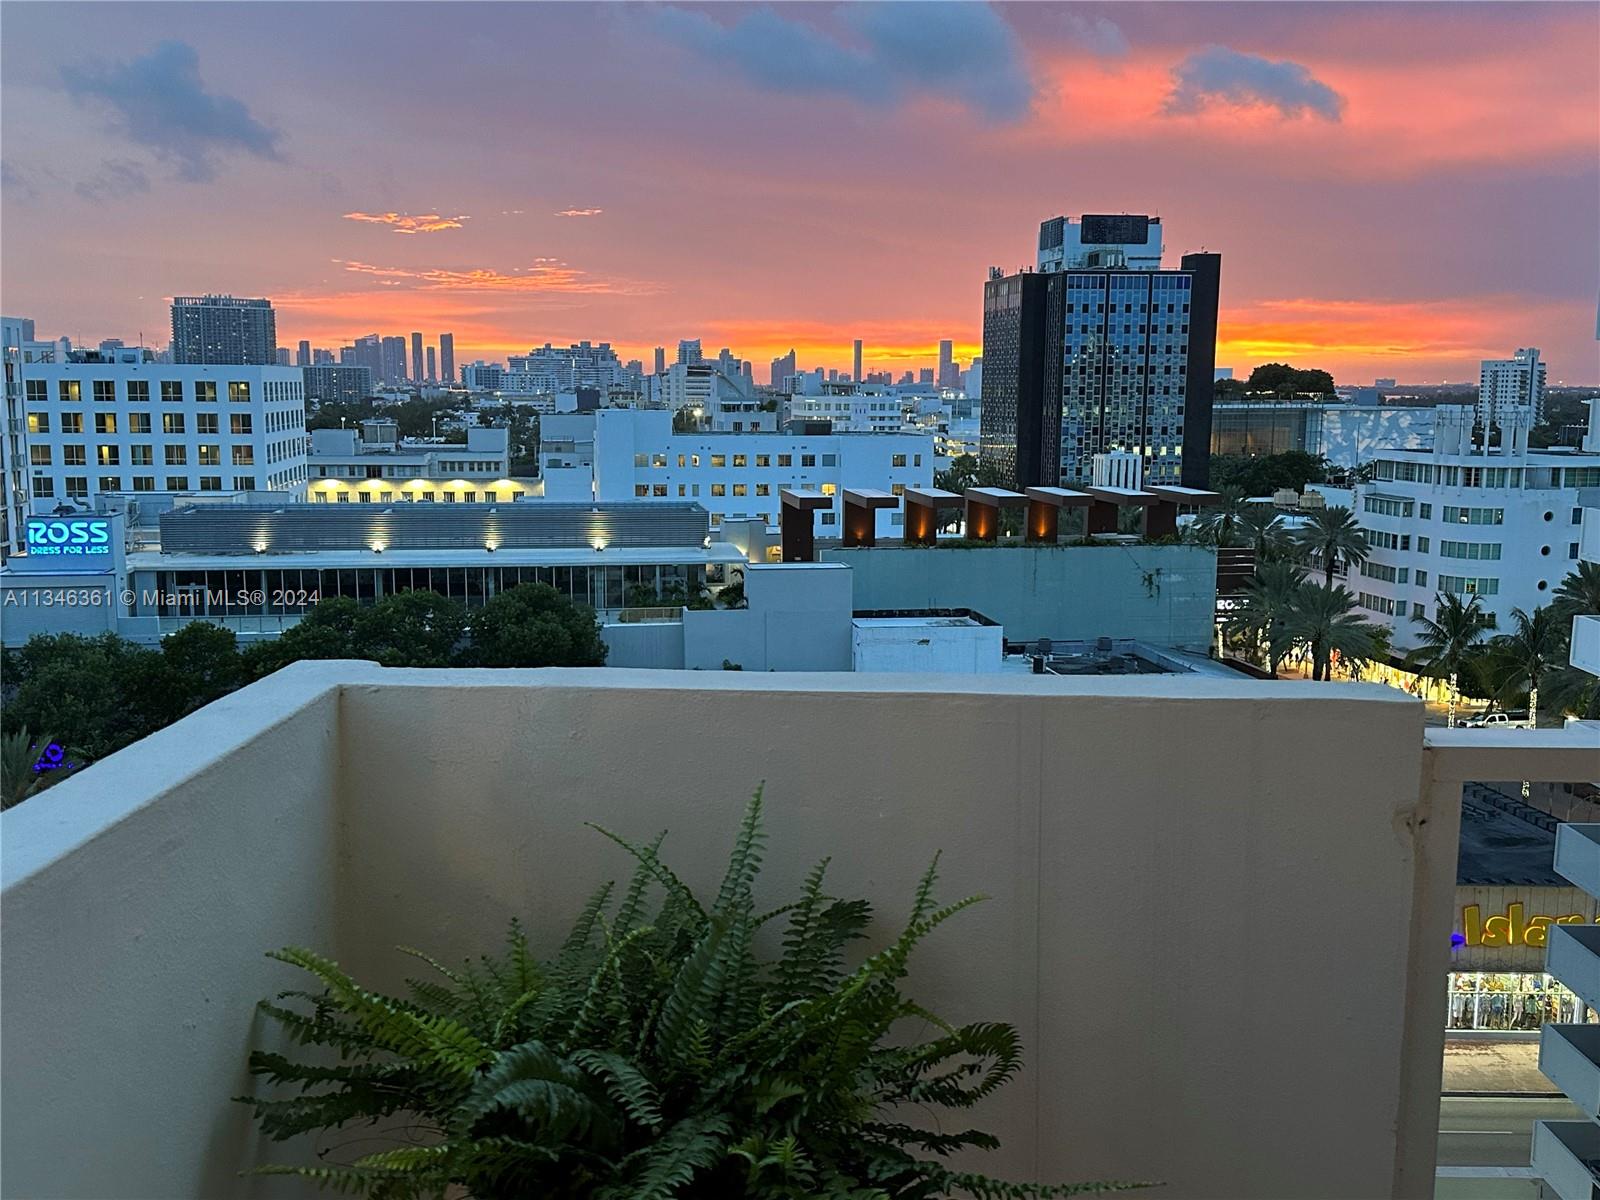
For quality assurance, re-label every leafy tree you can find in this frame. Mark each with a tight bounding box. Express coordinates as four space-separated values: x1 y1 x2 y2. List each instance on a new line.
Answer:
1226 561 1305 675
240 596 365 679
241 790 1144 1198
458 583 607 668
1484 606 1566 726
1404 594 1495 727
0 633 165 761
159 621 244 718
1208 452 1328 497
1294 505 1368 587
1246 363 1335 395
355 590 467 667
1284 583 1384 681
934 453 979 494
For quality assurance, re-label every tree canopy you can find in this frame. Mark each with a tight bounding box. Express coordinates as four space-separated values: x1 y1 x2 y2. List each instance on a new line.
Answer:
1209 451 1329 497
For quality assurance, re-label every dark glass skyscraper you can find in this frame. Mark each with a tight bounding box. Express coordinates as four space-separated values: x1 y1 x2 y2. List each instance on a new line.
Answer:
980 248 1220 490
170 295 277 365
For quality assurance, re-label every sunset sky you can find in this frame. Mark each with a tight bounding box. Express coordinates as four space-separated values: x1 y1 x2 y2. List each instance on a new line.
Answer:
3 1 1597 384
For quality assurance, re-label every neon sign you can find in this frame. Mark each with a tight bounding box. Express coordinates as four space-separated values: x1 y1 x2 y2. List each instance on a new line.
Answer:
25 517 112 558
1454 902 1600 951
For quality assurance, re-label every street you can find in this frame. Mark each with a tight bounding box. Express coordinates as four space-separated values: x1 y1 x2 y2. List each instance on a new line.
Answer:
1437 1095 1583 1166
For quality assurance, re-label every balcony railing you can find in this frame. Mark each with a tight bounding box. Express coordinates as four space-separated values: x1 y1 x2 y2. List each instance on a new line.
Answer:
1 664 1593 1199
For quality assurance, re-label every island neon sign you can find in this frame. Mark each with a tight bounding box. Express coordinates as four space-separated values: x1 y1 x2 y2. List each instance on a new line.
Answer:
1452 902 1600 951
24 517 112 558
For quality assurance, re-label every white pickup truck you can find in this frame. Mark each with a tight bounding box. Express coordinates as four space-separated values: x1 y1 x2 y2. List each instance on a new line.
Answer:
1462 712 1535 729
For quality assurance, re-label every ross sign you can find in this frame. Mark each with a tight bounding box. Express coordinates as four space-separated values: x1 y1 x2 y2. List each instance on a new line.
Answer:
1454 902 1600 950
24 518 112 563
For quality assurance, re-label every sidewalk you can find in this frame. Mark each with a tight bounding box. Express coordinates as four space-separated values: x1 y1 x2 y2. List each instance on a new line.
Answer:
1443 1038 1558 1094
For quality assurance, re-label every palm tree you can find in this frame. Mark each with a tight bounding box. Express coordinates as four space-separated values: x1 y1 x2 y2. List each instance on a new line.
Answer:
2 728 67 811
1238 505 1292 563
1485 605 1566 726
1227 560 1305 675
1405 593 1495 727
1189 488 1249 547
1294 505 1369 587
1285 583 1384 681
1551 562 1600 620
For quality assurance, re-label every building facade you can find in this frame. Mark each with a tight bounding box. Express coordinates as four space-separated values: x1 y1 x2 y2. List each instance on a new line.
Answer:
1037 213 1164 272
169 295 277 366
1480 347 1546 425
1314 406 1597 651
306 423 529 503
439 333 455 385
302 365 373 404
1211 402 1436 468
17 359 308 508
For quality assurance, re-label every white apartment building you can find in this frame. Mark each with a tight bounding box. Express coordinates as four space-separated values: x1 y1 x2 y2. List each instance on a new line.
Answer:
1312 406 1598 651
658 361 753 413
17 356 308 512
306 421 532 503
1480 347 1546 425
544 408 932 535
788 384 905 433
1571 398 1600 678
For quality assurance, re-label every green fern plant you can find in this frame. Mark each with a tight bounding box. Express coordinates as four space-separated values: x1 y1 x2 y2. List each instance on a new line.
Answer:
241 788 1147 1199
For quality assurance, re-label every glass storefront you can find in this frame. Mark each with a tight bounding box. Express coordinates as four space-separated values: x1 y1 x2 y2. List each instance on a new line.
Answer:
1447 971 1596 1031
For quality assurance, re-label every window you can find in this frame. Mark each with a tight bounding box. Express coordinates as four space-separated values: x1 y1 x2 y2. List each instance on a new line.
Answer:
97 445 120 467
778 454 792 467
1572 543 1582 560
755 483 770 497
634 484 649 497
62 445 87 466
1416 570 1428 589
677 485 686 497
677 454 686 468
634 454 648 468
820 483 837 496
756 454 771 468
1416 536 1429 554
98 475 121 492
1412 602 1426 619
1440 541 1502 561
1439 575 1500 596
231 446 254 465
820 512 837 525
801 454 816 467
652 483 667 497
127 412 151 434
26 412 48 434
29 445 51 466
127 380 149 403
732 483 748 497
892 454 907 467
228 381 251 404
200 476 223 491
914 454 923 467
234 476 257 491
196 413 219 434
196 381 217 403
161 381 183 403
60 412 83 434
732 454 747 468
165 446 188 466
1418 504 1432 520
65 476 88 499
821 453 837 467
93 380 116 403
1443 506 1504 525
163 413 186 434
711 455 726 468
92 412 117 434
650 454 667 468
59 380 81 403
1577 508 1586 525
133 477 155 492
711 484 727 497
166 476 189 491
131 446 153 466
25 380 46 403
32 475 54 498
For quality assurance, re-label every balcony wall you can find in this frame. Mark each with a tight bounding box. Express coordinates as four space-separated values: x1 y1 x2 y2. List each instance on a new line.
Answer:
4 662 1465 1199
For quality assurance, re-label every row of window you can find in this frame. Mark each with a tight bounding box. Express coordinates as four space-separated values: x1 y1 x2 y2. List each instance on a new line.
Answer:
30 444 256 466
1439 540 1503 561
32 474 259 498
310 491 524 504
1359 592 1398 616
1439 575 1500 596
26 379 266 404
28 411 258 435
629 451 923 470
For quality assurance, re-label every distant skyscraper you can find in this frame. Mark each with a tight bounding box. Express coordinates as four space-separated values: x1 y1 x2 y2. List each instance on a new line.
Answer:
275 347 292 366
296 339 311 367
439 333 455 384
170 294 277 364
654 346 667 375
919 368 935 385
302 364 373 404
426 345 437 383
1479 348 1546 424
313 348 335 365
853 339 863 383
677 339 703 365
937 340 955 388
770 349 796 389
379 335 407 385
411 332 424 383
980 246 1221 489
742 361 753 384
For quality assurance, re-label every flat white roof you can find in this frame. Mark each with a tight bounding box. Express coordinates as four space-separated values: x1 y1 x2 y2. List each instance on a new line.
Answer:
853 616 985 628
125 544 745 571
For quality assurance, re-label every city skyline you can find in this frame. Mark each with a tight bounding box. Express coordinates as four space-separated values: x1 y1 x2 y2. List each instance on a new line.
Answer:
3 2 1598 383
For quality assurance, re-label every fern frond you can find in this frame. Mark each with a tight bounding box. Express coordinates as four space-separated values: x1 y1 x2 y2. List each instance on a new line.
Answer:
711 785 767 915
